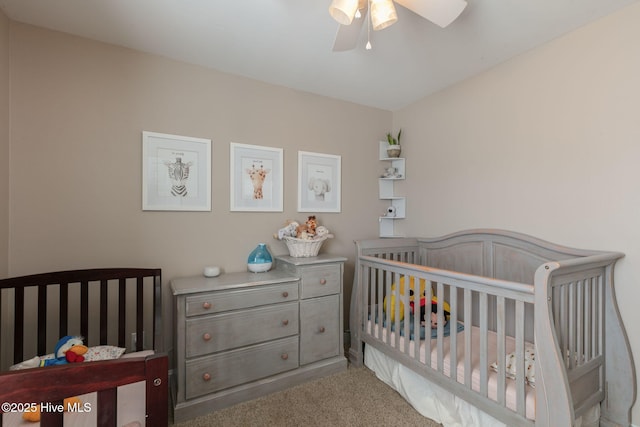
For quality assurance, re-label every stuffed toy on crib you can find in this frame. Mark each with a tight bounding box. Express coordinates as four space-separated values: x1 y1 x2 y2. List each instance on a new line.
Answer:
383 276 450 328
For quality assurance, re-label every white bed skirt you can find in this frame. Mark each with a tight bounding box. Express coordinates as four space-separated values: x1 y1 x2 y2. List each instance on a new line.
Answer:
364 344 600 427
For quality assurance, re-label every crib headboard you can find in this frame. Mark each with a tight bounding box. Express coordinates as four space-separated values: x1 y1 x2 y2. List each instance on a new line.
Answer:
417 229 607 285
0 268 162 370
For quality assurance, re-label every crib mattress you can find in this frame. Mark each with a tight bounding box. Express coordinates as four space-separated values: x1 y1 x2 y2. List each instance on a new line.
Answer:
365 321 536 421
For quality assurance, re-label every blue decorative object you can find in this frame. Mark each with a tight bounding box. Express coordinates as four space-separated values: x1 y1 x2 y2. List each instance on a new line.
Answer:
247 243 273 273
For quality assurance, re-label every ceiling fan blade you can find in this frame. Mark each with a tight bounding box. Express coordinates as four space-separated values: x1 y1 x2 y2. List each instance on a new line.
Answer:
394 0 467 28
332 2 368 52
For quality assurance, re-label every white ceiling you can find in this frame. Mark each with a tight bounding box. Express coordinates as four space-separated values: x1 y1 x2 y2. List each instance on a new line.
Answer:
1 0 637 111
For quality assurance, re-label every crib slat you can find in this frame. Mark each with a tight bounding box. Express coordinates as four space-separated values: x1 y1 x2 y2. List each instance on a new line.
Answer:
597 275 603 357
515 300 526 416
97 387 117 426
118 278 126 348
39 402 64 426
464 288 472 388
136 277 144 351
449 285 458 381
14 287 25 363
479 292 488 397
81 281 89 343
496 296 506 406
577 280 584 365
100 279 108 345
585 277 592 361
568 282 576 369
402 275 411 355
436 281 445 372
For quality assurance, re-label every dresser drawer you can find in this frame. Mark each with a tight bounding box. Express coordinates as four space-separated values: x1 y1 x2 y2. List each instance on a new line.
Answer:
300 294 340 365
185 281 298 317
186 301 298 358
300 265 340 299
185 336 299 399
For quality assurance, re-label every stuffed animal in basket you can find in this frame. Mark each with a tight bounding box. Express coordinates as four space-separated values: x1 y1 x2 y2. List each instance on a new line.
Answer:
296 215 318 239
274 220 299 240
383 276 427 323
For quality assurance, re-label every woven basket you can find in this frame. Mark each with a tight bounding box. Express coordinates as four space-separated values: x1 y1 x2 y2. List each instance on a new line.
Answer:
283 235 332 258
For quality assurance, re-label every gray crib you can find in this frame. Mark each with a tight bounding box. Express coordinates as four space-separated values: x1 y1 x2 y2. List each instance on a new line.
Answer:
349 229 635 427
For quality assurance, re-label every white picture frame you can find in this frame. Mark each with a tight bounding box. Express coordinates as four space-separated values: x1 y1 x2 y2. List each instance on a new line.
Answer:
142 131 211 211
298 151 341 213
230 142 284 212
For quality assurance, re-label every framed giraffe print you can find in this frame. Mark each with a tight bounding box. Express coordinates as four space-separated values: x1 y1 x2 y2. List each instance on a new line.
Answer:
142 131 212 211
297 151 341 213
230 142 283 212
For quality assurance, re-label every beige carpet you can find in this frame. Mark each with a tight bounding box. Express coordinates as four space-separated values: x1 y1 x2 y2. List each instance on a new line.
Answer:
172 365 441 427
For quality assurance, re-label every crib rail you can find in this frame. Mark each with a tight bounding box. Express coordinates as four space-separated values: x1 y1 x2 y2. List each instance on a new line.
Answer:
0 353 168 426
358 255 536 425
0 268 162 370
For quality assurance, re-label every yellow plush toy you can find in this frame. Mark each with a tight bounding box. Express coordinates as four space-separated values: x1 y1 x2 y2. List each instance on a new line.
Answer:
22 397 83 422
383 276 428 322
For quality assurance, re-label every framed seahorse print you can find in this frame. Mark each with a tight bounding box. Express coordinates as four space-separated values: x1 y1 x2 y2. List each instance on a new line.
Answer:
142 131 212 211
230 142 284 212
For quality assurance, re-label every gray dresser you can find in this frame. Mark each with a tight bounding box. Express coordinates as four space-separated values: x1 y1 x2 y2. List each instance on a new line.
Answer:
171 254 348 422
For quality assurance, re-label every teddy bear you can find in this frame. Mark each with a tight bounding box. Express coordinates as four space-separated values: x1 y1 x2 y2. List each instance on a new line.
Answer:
296 216 317 239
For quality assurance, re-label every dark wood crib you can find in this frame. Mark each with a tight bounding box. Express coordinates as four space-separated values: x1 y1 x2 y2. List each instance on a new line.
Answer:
0 268 168 426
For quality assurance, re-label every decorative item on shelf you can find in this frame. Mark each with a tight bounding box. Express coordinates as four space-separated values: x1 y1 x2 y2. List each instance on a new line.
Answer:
247 243 273 273
381 167 402 178
385 129 402 158
273 216 334 257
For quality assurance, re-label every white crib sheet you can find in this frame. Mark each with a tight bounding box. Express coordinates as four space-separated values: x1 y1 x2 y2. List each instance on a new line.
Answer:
366 321 536 420
364 322 601 427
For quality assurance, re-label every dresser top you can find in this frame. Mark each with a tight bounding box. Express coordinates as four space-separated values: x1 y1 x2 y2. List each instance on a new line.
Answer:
171 270 299 296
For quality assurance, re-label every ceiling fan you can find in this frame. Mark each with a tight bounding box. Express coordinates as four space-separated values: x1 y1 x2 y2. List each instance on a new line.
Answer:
329 0 468 51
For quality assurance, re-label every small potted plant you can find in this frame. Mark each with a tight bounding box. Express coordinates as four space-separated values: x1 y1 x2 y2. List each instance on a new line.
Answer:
386 129 402 158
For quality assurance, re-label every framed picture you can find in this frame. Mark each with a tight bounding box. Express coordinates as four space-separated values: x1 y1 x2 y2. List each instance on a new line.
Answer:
298 151 341 213
142 131 211 211
230 142 283 212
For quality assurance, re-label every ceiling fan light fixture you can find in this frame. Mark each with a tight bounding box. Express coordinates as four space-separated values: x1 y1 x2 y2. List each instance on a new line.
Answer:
329 0 360 25
370 0 398 31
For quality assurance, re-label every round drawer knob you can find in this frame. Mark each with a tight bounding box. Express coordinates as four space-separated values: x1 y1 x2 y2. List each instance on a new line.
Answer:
320 278 327 285
202 302 212 310
202 373 211 381
282 291 289 298
319 326 326 333
282 319 289 326
202 333 212 341
281 353 289 360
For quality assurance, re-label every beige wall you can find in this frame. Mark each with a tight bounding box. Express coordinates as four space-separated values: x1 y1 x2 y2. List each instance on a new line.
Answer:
7 23 391 358
0 8 9 277
394 2 640 423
